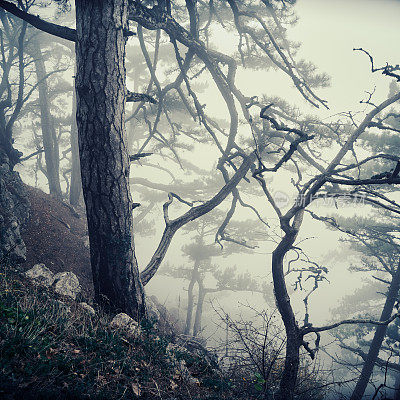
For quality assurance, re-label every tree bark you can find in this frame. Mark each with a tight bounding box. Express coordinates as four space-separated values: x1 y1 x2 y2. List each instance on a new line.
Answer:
273 213 304 400
75 0 146 318
184 258 200 336
193 283 206 337
350 260 400 400
394 358 400 400
32 38 63 199
69 79 82 206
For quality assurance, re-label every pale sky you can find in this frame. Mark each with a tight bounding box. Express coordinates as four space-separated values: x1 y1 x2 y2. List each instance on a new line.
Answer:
145 0 400 330
12 0 400 345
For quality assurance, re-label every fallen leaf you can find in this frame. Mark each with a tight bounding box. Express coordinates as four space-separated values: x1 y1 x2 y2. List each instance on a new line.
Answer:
131 383 141 396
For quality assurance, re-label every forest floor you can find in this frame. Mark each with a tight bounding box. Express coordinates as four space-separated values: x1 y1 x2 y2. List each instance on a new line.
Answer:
0 187 258 399
21 186 93 296
0 262 240 399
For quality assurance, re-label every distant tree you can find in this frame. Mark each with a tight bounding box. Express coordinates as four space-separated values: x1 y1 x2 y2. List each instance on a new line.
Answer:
324 215 400 399
0 10 27 166
30 36 63 198
163 210 265 337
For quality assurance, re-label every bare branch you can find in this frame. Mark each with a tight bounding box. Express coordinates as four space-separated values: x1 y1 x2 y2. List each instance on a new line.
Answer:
0 0 76 42
303 313 400 334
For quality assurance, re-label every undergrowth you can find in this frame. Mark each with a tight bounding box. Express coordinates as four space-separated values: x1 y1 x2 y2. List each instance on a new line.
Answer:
0 262 234 400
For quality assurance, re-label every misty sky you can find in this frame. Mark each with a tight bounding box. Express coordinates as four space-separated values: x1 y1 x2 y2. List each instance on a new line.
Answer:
144 0 400 332
12 0 400 342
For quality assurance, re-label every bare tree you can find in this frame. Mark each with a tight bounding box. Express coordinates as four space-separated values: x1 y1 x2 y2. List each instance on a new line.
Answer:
248 53 400 399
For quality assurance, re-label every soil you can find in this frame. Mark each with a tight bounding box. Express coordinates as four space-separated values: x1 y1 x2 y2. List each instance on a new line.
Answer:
20 185 94 296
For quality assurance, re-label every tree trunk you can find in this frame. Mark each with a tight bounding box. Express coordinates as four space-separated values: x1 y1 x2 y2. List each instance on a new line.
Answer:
350 260 400 400
32 38 62 199
193 282 206 337
69 80 82 206
184 277 196 335
184 258 200 335
273 213 304 400
394 358 400 400
75 0 146 318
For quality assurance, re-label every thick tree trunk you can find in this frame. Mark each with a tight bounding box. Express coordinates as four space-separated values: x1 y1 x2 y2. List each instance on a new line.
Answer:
394 359 400 400
75 0 146 318
69 81 82 206
273 213 304 400
32 39 62 199
350 260 400 400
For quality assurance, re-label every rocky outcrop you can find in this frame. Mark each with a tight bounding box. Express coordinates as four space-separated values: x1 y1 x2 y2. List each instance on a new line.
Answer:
25 263 55 286
24 264 81 300
110 313 142 338
0 149 30 264
53 271 81 300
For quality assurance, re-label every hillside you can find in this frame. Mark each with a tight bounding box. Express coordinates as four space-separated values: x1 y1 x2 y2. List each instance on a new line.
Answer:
21 186 93 296
0 186 258 400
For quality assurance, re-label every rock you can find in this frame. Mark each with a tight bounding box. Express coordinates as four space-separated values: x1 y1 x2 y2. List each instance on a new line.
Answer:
79 302 95 316
175 359 200 385
25 263 54 286
53 271 81 299
110 313 141 338
0 149 30 263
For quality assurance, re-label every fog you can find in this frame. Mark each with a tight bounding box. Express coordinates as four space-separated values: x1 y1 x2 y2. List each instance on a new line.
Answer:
2 0 400 398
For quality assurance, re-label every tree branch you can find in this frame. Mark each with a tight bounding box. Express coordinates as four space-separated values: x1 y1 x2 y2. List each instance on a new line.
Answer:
0 0 76 42
303 313 400 334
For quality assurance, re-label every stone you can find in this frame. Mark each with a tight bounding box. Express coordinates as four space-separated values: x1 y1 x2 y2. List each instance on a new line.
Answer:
110 313 141 338
53 271 81 299
79 302 95 316
174 359 200 385
25 263 54 286
0 149 30 264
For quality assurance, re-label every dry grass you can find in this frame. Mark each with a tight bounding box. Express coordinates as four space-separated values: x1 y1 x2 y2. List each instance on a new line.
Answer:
0 262 239 400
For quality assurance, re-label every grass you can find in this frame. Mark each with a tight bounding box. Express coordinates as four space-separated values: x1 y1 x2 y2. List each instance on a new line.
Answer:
0 262 239 400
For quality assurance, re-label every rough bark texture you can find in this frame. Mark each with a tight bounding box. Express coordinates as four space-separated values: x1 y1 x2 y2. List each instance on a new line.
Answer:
0 148 30 264
75 0 145 318
273 213 303 400
395 365 400 400
32 39 62 199
69 82 82 206
350 261 400 400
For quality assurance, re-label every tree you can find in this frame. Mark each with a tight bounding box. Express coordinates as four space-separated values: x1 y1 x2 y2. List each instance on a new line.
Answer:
31 36 63 198
250 60 400 398
0 9 32 263
1 0 325 320
326 216 400 399
162 211 265 337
